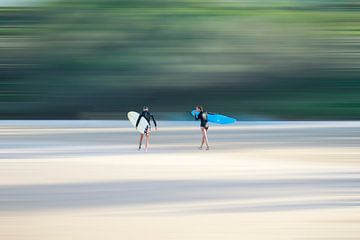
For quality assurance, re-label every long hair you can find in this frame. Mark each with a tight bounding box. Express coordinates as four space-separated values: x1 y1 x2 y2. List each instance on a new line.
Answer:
196 105 204 112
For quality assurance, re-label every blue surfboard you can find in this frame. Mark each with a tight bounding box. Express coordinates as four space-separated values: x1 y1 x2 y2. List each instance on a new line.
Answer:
191 110 236 124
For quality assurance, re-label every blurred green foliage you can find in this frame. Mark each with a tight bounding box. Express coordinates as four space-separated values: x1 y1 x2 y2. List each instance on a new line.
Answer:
0 0 359 119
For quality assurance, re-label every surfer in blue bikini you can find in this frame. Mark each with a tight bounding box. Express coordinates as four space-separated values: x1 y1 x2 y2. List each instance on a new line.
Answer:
195 105 210 150
136 106 157 152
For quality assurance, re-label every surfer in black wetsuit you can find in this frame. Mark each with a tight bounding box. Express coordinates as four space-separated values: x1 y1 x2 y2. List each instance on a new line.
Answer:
136 106 157 152
195 105 210 150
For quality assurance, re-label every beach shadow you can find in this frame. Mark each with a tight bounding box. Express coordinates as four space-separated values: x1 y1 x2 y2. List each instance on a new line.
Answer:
1 177 359 213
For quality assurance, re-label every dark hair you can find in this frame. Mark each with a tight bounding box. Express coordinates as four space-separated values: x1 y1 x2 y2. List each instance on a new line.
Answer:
196 105 204 112
143 106 149 111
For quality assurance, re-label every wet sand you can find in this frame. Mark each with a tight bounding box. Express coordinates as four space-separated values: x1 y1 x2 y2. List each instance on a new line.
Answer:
0 121 359 240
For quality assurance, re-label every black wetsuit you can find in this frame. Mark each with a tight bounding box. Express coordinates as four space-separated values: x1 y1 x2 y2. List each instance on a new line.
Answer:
136 111 157 132
195 111 209 130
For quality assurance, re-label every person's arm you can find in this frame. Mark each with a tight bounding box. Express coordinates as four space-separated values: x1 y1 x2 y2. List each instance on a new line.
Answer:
195 111 199 120
204 112 208 121
195 111 201 121
151 115 157 128
136 114 142 128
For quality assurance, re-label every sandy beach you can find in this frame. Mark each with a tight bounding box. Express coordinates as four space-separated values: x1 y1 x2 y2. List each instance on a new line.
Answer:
1 121 359 240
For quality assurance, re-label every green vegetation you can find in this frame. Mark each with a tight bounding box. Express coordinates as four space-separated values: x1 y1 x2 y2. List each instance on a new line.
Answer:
0 0 359 119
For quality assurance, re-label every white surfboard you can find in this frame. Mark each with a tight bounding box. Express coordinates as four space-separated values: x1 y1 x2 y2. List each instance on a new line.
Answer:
127 111 149 134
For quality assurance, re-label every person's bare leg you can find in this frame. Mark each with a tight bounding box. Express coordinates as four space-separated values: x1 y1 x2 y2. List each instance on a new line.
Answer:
138 134 144 150
145 132 150 152
199 136 204 150
198 128 205 149
204 129 210 150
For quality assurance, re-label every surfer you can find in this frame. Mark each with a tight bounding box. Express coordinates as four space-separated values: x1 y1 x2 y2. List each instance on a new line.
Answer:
136 106 157 152
194 105 210 150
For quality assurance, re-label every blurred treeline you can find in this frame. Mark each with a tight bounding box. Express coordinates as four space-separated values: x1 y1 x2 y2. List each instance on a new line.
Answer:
1 0 359 119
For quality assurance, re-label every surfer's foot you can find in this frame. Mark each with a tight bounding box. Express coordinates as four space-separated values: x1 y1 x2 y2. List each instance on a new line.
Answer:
206 146 210 151
198 146 203 150
138 146 141 151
